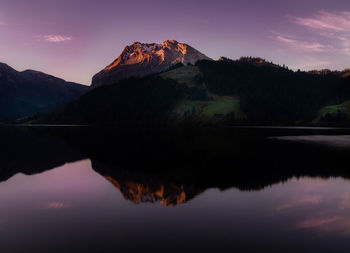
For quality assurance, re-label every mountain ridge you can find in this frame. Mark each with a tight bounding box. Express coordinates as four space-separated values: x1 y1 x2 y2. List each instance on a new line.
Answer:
0 62 88 121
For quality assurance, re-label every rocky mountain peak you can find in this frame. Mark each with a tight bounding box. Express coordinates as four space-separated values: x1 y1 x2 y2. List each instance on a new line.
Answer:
92 40 212 87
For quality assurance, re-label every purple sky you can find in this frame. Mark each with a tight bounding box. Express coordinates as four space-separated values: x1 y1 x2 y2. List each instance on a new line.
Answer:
1 0 350 85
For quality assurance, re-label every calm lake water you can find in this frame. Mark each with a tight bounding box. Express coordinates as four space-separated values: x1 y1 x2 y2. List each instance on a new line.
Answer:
1 126 350 252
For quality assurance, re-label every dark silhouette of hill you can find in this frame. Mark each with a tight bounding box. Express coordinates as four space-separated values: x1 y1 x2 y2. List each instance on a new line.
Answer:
196 59 347 123
0 63 88 121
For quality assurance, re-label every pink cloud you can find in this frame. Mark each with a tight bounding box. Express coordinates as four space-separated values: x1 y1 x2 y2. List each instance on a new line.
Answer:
40 35 72 43
291 192 350 236
291 11 350 32
289 11 350 55
297 216 342 229
274 33 330 52
295 215 350 236
44 202 70 209
276 195 323 211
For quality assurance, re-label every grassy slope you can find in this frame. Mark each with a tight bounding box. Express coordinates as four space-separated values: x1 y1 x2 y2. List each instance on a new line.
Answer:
159 66 201 87
159 66 245 121
173 97 245 121
314 100 350 123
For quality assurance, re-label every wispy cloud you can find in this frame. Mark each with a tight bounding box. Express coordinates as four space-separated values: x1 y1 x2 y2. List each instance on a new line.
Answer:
44 202 71 210
291 11 350 32
271 31 332 52
0 21 6 26
276 34 329 52
272 11 350 55
289 11 350 55
38 34 72 43
276 195 323 211
296 216 343 229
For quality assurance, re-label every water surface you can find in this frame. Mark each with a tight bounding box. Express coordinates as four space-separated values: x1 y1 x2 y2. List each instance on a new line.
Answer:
1 126 350 252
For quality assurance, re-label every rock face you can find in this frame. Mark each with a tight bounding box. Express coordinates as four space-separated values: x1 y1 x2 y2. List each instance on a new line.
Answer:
91 40 211 87
0 62 88 120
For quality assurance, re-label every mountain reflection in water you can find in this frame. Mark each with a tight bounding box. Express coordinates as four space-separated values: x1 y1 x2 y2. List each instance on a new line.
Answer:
2 126 350 203
1 126 350 252
93 160 206 206
105 176 197 206
2 159 350 253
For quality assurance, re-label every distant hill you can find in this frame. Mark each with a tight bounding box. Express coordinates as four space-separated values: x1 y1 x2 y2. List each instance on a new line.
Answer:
0 63 88 121
91 40 211 87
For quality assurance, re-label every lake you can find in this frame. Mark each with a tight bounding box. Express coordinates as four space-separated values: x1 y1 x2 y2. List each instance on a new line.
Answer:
1 126 350 252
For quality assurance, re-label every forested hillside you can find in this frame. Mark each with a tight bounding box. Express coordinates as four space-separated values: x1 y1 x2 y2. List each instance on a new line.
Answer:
28 58 350 126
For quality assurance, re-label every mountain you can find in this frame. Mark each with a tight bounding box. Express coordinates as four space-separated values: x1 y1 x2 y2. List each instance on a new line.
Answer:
91 40 211 87
0 63 88 121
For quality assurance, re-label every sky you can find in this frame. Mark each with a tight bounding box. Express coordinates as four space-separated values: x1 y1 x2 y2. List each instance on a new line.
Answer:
1 0 350 85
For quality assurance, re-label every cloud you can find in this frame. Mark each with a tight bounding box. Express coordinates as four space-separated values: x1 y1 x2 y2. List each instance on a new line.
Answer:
295 215 350 236
291 191 350 236
0 21 6 26
296 216 342 229
276 195 323 211
44 202 71 209
272 11 350 56
291 11 350 32
39 35 72 43
272 32 331 52
290 11 350 55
